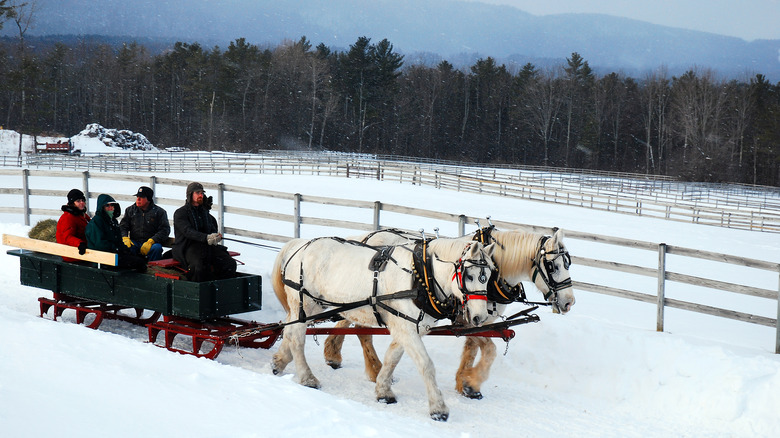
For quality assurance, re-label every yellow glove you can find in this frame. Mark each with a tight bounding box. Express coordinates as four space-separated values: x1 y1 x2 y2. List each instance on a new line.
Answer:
140 239 154 256
122 236 133 248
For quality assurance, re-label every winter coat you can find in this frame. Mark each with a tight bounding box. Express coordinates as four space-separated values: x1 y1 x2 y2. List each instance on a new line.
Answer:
119 202 170 243
86 194 123 253
172 201 218 267
56 204 91 262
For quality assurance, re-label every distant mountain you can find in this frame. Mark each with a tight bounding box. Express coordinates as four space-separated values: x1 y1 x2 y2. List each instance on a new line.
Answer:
4 0 778 80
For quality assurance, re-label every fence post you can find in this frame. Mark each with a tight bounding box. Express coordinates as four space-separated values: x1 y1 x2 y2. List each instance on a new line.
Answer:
373 201 381 230
458 215 466 237
22 169 30 226
294 193 302 238
82 171 90 213
776 267 780 354
149 175 157 203
217 183 225 235
657 243 667 332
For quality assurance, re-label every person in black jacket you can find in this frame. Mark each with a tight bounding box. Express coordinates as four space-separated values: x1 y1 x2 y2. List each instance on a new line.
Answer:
85 193 147 272
119 186 170 261
172 182 236 282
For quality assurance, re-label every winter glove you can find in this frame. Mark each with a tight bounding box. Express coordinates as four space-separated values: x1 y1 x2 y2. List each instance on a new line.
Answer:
207 233 221 246
122 236 133 248
78 241 87 255
140 239 154 256
203 195 213 211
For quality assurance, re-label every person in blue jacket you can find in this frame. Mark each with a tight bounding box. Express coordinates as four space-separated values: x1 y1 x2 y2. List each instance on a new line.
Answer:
85 193 147 272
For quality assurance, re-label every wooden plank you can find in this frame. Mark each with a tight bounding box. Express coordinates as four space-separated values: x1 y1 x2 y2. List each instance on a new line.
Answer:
665 271 776 299
2 234 118 266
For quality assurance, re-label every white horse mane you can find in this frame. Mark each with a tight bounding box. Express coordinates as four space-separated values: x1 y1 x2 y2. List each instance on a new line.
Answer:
488 229 542 280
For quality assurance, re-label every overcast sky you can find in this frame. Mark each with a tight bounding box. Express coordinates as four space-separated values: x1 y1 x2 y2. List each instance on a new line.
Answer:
470 0 780 41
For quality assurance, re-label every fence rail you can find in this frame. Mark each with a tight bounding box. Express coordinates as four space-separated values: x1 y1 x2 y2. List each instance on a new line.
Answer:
5 151 780 233
1 167 779 353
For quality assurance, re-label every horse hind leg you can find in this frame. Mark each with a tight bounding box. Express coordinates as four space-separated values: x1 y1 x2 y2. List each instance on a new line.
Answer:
359 332 382 382
271 335 293 375
456 337 496 400
323 320 349 369
276 323 321 389
323 322 382 382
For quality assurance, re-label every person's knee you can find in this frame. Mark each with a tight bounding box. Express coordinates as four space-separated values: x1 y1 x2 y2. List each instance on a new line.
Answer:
147 243 164 261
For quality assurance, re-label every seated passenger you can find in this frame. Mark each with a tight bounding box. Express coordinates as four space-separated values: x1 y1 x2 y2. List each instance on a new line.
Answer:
119 186 170 261
85 193 147 272
56 188 91 261
172 182 236 281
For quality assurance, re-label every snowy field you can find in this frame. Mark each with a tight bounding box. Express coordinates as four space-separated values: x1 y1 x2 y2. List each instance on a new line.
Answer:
1 132 780 437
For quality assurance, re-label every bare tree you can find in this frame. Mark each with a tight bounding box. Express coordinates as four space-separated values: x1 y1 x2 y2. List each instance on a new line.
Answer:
521 67 564 166
640 68 671 174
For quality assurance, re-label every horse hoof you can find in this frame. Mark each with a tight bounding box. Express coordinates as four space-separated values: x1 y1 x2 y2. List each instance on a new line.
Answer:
462 385 483 400
377 396 397 404
301 377 321 389
430 412 449 422
326 360 342 370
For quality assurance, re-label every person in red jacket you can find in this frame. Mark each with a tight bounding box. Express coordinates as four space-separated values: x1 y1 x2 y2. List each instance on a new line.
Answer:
56 188 91 262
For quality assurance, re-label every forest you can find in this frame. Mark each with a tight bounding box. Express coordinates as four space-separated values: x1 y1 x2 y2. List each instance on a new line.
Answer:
1 27 779 185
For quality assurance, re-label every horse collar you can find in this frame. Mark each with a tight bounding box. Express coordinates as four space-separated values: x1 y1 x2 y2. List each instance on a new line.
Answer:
412 240 458 320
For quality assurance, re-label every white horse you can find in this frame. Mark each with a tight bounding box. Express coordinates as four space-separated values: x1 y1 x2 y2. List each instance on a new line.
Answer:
322 227 575 399
271 236 497 421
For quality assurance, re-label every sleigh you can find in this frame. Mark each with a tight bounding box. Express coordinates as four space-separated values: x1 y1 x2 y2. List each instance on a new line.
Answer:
4 234 533 360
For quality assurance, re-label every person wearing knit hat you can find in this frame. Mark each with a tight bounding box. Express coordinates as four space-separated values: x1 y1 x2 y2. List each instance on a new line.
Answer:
119 186 170 261
172 182 236 281
85 193 148 273
56 188 91 262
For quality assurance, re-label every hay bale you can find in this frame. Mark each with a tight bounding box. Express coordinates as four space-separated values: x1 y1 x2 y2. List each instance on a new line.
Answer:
29 219 58 242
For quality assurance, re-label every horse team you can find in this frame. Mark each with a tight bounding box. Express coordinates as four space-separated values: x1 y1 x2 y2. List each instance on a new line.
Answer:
270 226 575 421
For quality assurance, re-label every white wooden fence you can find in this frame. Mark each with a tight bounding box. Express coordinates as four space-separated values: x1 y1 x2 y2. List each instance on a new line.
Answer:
8 151 780 233
2 168 779 353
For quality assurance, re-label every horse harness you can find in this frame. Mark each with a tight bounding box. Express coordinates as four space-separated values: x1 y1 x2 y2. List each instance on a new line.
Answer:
475 225 572 311
530 233 573 307
473 226 527 305
280 236 490 332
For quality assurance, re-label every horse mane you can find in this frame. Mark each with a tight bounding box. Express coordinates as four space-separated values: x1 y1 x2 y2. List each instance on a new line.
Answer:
426 237 471 260
488 229 541 280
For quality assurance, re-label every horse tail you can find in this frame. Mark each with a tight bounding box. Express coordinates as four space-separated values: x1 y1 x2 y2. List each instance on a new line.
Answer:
272 243 291 314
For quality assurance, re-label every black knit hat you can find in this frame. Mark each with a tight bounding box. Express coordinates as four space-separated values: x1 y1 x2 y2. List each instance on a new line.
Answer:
186 182 204 203
67 188 86 204
133 186 154 201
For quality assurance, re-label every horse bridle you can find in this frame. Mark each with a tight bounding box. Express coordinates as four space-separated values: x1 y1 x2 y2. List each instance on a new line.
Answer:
531 235 573 310
423 242 491 318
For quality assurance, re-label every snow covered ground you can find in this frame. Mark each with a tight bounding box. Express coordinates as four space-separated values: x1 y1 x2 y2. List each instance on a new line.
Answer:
1 133 780 437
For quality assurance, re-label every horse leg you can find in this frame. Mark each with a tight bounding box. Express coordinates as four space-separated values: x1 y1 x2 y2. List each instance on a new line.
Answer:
456 337 496 399
277 323 321 389
271 335 292 375
323 320 349 369
358 332 382 382
455 336 479 395
395 331 449 422
375 339 404 405
323 322 382 381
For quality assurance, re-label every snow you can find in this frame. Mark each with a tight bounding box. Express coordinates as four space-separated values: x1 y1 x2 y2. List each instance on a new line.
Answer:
0 125 158 155
2 131 780 437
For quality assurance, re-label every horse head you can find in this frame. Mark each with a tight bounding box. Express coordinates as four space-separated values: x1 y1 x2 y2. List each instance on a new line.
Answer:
442 242 496 327
532 228 575 314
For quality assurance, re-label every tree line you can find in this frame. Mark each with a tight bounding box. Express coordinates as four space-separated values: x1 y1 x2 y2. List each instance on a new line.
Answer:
0 31 778 185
